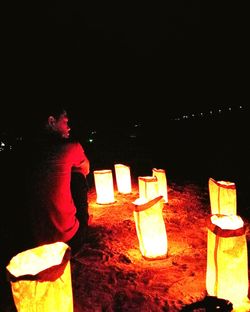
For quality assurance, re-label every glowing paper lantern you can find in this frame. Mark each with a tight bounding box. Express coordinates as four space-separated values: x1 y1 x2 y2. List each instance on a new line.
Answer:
152 168 168 203
208 177 237 215
114 164 132 194
6 242 73 312
138 176 158 201
133 196 168 260
93 169 115 204
206 215 250 310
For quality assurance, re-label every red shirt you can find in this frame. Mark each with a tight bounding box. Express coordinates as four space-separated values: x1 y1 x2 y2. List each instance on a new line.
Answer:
28 139 89 245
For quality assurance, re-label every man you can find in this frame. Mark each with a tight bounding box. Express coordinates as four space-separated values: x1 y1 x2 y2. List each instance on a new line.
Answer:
22 106 90 254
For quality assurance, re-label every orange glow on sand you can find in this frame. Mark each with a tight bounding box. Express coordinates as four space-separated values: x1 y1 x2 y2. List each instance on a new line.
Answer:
5 178 250 311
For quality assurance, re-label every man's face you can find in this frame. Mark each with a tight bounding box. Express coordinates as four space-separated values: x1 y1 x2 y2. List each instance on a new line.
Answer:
53 112 71 138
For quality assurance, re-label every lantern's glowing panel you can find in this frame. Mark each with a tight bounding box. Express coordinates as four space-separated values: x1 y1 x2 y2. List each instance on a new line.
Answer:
206 215 249 309
138 176 158 201
114 164 132 194
94 169 115 204
152 168 168 203
133 196 167 260
6 242 73 312
208 177 237 215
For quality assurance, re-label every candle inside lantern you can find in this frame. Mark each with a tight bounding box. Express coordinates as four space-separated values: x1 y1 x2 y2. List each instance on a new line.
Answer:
114 164 132 194
93 169 115 204
152 168 168 203
133 196 168 260
206 214 250 310
138 176 158 201
208 177 237 215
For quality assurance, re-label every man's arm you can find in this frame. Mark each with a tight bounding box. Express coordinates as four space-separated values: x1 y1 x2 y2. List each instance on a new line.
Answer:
72 143 90 176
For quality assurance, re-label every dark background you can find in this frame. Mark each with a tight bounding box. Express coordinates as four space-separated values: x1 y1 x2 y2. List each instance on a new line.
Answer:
1 1 248 124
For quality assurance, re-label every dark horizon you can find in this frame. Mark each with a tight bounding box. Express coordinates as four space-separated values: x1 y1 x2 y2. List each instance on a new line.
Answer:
0 103 247 138
1 1 248 142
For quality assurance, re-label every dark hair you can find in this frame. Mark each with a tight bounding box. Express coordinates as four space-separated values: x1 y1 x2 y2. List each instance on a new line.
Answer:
39 105 68 123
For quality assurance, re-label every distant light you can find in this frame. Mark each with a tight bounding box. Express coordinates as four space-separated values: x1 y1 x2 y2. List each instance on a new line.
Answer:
129 134 137 138
228 107 232 111
210 110 213 114
88 138 94 143
134 122 142 127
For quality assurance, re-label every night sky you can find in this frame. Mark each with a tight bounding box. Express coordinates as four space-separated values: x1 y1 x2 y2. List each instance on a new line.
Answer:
1 1 248 130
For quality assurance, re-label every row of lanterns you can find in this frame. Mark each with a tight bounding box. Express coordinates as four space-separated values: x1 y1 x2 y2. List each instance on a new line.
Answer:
93 164 168 204
93 168 250 310
93 164 168 260
6 169 250 311
93 164 133 204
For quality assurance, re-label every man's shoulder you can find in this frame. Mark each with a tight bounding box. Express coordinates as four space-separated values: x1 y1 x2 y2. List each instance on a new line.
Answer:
64 139 82 147
62 139 84 152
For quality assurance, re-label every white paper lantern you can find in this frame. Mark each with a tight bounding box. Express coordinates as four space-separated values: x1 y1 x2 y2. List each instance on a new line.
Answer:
208 177 237 215
138 176 158 201
133 196 168 260
93 169 115 204
206 214 250 310
114 164 132 194
6 242 73 312
152 168 168 203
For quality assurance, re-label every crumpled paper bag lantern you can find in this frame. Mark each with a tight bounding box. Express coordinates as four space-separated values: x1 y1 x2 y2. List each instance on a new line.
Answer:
6 242 73 312
133 196 168 260
93 169 115 204
138 176 158 201
208 177 237 215
152 168 168 203
114 163 132 194
206 214 250 310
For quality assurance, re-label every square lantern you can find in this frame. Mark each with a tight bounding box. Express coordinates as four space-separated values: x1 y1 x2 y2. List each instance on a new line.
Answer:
114 164 132 194
133 196 168 260
93 169 115 204
6 242 73 312
208 177 237 215
138 176 158 201
152 168 168 203
206 214 250 310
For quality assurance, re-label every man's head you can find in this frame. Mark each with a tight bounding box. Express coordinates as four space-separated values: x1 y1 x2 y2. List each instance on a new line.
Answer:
46 108 71 139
